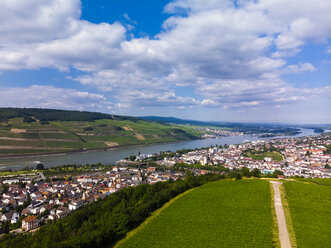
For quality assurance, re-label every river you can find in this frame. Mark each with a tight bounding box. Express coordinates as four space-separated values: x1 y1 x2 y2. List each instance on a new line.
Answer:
0 128 318 170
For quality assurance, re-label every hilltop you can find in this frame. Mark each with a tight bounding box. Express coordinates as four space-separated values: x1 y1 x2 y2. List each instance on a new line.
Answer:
0 108 202 158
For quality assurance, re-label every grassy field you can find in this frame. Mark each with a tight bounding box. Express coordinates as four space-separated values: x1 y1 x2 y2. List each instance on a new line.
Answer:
117 179 274 248
283 180 331 248
248 151 283 161
294 177 331 186
0 117 204 157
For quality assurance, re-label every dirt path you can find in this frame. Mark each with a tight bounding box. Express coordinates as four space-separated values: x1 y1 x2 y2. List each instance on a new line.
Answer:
271 181 291 248
135 134 145 140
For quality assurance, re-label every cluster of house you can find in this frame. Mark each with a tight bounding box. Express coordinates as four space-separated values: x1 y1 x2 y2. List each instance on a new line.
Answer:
156 134 331 178
0 166 184 233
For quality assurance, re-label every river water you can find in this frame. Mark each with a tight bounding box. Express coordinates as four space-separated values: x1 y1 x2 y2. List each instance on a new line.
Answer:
0 128 318 170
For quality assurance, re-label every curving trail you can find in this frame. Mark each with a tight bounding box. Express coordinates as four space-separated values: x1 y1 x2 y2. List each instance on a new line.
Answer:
271 181 291 248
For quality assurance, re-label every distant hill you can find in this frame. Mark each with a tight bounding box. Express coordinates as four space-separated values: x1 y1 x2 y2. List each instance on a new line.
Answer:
0 108 203 158
139 116 217 126
140 116 302 136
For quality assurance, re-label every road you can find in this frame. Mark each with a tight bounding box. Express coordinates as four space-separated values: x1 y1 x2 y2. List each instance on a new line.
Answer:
271 181 291 248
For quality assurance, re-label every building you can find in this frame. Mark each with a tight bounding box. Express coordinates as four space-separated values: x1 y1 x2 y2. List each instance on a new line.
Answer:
69 199 85 210
264 157 273 162
147 167 156 172
56 206 70 218
22 215 39 231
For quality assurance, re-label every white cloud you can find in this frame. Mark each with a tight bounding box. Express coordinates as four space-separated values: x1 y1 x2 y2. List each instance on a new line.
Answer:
282 63 316 74
0 85 111 111
115 90 199 109
0 0 81 44
164 0 233 13
0 0 330 115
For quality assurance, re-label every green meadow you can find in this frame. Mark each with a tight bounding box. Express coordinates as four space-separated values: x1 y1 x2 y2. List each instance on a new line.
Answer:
284 180 331 248
248 151 283 161
118 179 274 248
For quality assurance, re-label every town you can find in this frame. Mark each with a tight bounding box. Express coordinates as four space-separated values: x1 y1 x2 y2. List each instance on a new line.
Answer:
0 133 330 235
155 133 331 178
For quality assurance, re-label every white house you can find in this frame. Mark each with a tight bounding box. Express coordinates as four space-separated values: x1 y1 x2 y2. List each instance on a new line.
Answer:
69 199 85 210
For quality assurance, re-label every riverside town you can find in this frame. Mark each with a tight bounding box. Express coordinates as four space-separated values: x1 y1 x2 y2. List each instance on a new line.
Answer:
0 132 330 234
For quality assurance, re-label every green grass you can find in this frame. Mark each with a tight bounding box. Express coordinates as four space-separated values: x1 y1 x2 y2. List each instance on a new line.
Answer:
294 177 331 186
283 181 331 248
279 182 297 248
0 170 37 176
118 179 274 248
248 151 283 161
0 149 69 155
0 139 44 146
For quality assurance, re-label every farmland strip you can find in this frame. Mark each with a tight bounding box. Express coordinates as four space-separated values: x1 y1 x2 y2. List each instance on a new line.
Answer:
0 145 74 150
0 137 78 142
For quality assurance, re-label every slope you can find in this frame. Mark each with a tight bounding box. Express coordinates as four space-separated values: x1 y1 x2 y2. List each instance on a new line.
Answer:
0 108 203 157
117 179 274 248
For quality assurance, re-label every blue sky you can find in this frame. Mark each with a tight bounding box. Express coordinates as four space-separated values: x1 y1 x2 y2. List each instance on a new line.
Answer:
0 0 330 123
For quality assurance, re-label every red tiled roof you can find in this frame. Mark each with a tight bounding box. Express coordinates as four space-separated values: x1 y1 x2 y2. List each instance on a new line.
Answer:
23 215 37 223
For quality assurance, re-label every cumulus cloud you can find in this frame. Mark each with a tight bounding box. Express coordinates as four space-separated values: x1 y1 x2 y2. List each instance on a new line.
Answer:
0 0 330 114
0 85 111 111
0 0 81 44
282 63 316 74
115 90 198 109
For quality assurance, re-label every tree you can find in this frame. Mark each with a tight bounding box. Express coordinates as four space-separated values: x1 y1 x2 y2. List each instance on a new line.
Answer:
325 164 330 169
273 170 284 176
23 116 35 123
22 194 32 209
305 151 310 157
235 173 243 180
241 167 251 177
251 168 261 178
272 170 284 178
36 163 45 170
0 184 9 193
129 155 136 161
15 205 24 214
1 222 9 234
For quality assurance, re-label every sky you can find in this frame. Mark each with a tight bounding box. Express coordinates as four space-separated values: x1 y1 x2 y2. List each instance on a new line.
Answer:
0 0 330 124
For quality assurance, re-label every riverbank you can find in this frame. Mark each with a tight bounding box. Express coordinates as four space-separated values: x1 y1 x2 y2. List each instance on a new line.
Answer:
0 137 204 161
0 128 318 171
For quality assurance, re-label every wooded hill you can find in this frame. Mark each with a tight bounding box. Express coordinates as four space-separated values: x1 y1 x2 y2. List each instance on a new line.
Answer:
0 108 136 122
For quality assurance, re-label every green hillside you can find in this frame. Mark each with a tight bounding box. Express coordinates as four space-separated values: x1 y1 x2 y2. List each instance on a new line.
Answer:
118 179 274 248
0 108 203 157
